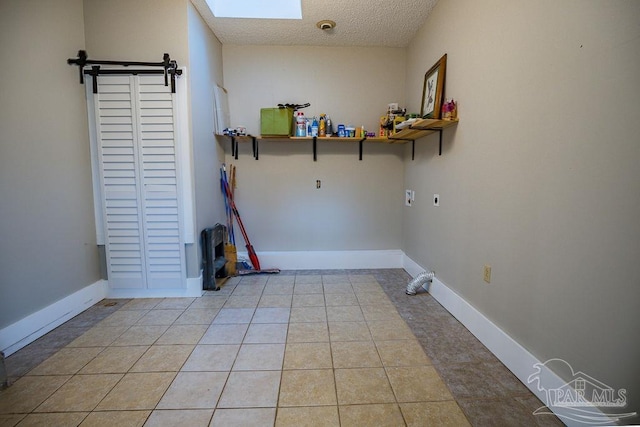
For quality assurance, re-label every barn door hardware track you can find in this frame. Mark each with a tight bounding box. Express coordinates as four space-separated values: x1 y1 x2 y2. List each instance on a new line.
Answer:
67 50 183 93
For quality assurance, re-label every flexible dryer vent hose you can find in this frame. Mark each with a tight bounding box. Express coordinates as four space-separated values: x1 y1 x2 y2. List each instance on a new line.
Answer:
405 271 435 295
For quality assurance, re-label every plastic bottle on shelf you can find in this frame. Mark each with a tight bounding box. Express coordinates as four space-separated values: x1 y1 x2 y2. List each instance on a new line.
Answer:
311 117 319 137
319 114 326 137
295 111 306 137
345 126 355 137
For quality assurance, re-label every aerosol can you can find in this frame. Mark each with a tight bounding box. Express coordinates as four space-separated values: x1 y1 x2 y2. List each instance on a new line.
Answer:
295 111 306 137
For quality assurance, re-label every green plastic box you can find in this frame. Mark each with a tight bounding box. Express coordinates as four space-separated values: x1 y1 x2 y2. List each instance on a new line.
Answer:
260 108 293 136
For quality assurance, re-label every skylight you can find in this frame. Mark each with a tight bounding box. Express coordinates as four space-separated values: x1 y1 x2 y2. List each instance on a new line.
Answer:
206 0 302 19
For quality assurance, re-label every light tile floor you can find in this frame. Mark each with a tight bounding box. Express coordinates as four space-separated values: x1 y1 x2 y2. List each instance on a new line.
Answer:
1 270 561 426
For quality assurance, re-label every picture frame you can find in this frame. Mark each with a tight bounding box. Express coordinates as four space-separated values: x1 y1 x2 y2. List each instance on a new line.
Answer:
420 54 447 119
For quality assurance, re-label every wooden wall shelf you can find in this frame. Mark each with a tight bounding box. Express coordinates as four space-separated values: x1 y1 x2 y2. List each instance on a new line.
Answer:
217 118 458 161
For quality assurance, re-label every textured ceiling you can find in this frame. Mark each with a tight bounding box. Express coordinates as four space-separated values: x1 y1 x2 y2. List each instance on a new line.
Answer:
191 0 439 47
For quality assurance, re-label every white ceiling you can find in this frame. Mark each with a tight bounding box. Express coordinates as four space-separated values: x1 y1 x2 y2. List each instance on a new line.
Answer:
191 0 439 47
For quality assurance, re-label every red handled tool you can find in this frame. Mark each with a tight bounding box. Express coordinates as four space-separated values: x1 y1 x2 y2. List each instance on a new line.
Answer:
221 173 261 271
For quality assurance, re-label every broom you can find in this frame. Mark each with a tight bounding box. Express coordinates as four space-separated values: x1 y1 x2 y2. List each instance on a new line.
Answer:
221 165 235 245
221 166 260 270
220 165 279 275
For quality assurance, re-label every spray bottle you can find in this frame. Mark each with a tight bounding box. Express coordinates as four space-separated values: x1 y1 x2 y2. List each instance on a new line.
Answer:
295 111 306 137
319 114 326 137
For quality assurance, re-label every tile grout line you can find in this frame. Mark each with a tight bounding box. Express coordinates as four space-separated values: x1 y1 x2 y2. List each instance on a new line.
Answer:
4 271 525 425
322 278 341 418
214 276 259 416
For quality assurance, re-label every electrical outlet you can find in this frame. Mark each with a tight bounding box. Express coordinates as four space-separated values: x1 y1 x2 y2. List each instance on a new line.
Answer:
433 194 440 206
483 265 492 283
405 189 414 207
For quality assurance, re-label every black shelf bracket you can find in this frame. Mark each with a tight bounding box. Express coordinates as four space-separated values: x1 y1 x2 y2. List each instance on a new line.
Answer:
313 137 318 162
252 136 259 160
218 128 448 162
407 125 445 156
231 137 238 160
221 134 257 160
437 129 443 155
388 136 417 160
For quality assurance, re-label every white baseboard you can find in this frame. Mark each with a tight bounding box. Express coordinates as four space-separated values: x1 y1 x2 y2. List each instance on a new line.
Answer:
402 254 617 427
106 274 203 299
237 249 405 270
0 252 619 425
402 254 426 278
186 273 204 296
0 273 205 356
403 254 545 383
0 280 108 357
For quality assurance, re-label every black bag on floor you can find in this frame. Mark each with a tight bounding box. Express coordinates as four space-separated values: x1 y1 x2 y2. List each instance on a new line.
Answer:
201 224 226 291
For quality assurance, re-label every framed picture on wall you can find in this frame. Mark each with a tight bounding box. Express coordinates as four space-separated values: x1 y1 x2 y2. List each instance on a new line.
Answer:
421 54 447 119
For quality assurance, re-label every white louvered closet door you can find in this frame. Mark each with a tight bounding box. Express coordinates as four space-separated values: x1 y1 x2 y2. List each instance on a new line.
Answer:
93 74 186 290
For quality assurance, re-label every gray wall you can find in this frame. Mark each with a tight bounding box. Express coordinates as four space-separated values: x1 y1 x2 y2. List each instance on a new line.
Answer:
0 0 101 329
83 0 191 271
403 0 640 418
222 46 406 255
83 0 189 65
0 0 226 333
187 3 227 275
3 2 638 419
84 0 225 278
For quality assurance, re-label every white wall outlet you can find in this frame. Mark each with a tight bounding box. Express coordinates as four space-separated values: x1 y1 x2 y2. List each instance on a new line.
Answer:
433 194 440 206
405 189 414 207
